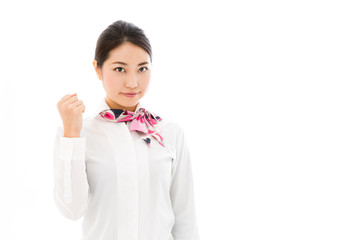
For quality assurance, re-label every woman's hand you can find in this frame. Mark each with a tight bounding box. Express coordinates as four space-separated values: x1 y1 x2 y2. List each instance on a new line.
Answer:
57 93 85 138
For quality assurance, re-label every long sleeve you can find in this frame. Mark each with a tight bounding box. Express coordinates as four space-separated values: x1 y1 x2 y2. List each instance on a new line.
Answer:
170 127 200 240
53 125 89 221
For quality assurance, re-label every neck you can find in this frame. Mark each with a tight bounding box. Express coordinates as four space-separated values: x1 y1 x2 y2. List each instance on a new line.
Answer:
105 97 138 112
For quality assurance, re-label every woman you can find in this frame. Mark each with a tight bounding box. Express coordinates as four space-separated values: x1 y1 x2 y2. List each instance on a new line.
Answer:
53 20 200 240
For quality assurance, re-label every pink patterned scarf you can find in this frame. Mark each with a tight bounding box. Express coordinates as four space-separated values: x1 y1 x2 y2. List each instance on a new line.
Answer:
99 107 164 147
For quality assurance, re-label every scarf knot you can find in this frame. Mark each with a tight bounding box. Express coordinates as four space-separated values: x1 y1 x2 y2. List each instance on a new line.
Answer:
99 107 164 147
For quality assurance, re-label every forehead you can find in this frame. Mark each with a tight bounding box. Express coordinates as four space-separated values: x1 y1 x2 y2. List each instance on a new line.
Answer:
107 42 150 62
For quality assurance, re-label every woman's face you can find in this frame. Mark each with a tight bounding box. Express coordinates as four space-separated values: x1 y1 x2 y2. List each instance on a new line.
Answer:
93 42 152 112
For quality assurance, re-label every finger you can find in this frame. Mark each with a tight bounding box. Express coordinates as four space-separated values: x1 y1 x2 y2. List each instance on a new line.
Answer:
58 94 71 105
62 93 77 101
71 100 83 108
65 96 79 105
58 93 77 106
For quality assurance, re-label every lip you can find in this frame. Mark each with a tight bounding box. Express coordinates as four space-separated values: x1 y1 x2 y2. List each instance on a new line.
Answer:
122 92 138 97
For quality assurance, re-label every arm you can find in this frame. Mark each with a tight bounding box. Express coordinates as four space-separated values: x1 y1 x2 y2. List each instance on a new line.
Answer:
53 125 89 220
170 127 200 240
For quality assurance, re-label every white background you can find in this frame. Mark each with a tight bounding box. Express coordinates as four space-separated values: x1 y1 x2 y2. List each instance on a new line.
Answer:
0 0 359 239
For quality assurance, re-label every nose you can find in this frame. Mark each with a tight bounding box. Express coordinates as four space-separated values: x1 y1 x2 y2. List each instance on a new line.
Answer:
125 74 138 88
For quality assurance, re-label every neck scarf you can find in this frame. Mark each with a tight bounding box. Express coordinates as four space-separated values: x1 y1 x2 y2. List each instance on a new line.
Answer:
99 107 165 147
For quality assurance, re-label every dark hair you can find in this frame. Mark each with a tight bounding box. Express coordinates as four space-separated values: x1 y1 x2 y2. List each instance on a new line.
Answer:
94 20 152 69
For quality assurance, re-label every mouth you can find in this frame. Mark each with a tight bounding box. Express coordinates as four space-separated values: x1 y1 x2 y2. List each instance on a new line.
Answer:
121 92 139 97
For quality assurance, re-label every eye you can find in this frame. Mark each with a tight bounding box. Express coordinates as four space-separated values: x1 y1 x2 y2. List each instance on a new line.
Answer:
114 67 125 72
139 67 148 72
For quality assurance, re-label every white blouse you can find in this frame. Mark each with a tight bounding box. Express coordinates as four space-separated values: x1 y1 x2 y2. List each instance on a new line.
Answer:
53 97 200 240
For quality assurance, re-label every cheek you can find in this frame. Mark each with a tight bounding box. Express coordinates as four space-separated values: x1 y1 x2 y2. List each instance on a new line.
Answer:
141 77 151 88
103 74 119 90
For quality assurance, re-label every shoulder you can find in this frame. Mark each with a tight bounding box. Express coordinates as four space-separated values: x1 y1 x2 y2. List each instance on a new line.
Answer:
77 115 107 137
151 115 186 151
157 117 185 138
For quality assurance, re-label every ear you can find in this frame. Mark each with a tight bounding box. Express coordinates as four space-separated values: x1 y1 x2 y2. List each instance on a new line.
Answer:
92 59 102 80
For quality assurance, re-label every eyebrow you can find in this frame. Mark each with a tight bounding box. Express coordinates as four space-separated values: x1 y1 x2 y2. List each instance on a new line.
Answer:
111 61 149 66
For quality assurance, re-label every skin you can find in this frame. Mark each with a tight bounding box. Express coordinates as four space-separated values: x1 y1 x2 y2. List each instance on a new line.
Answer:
92 42 152 114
